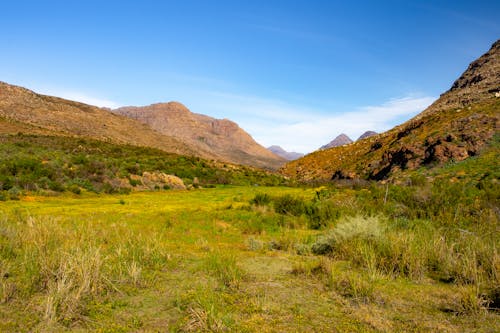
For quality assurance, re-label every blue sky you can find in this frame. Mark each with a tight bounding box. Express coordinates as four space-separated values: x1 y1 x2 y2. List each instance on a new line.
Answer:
1 1 499 153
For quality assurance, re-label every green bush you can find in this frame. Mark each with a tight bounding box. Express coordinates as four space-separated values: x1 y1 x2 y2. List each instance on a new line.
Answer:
273 194 306 216
250 193 271 206
67 184 81 195
305 201 340 229
7 186 21 200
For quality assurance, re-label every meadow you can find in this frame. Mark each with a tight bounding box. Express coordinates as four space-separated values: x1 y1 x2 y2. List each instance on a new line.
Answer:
0 177 498 332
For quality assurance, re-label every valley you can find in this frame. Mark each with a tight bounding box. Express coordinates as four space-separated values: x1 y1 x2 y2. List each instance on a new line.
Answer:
0 180 498 331
0 18 498 333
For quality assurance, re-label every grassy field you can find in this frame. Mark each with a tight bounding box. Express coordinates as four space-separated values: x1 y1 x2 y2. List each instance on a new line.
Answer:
1 184 498 332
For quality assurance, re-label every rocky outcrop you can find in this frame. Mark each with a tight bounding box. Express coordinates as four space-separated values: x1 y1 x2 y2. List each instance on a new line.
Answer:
139 172 186 190
420 40 500 116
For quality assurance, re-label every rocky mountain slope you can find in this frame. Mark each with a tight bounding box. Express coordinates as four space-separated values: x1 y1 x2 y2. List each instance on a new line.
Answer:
320 134 353 149
113 103 285 170
282 40 500 182
267 145 304 160
0 82 203 157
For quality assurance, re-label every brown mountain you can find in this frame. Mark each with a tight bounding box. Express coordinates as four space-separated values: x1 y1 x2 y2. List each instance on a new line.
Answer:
267 145 304 160
357 131 377 141
113 103 286 170
320 134 353 150
281 40 500 182
0 82 285 170
0 82 203 157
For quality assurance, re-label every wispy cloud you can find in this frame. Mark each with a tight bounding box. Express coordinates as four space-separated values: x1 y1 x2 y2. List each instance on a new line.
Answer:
32 83 435 155
191 92 435 154
250 96 435 153
36 88 121 109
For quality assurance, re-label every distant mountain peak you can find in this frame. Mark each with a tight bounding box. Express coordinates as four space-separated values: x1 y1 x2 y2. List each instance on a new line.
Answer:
320 133 353 150
267 145 304 160
357 131 377 141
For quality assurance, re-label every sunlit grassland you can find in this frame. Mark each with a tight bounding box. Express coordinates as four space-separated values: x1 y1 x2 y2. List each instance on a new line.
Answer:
0 185 498 332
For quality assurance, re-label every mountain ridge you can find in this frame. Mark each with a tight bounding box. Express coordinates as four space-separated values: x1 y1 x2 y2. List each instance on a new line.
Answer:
267 145 304 160
0 82 284 170
113 102 285 170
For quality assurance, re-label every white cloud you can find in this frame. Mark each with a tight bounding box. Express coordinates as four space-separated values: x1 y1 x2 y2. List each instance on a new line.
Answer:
36 88 121 109
193 93 435 154
251 95 436 153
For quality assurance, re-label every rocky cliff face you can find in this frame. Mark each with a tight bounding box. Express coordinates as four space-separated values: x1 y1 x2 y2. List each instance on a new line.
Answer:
421 40 500 116
282 40 500 182
113 102 286 170
320 134 353 150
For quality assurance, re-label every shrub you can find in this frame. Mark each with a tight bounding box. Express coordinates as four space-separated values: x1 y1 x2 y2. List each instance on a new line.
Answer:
250 193 271 206
273 194 306 216
7 186 21 200
305 201 340 229
67 184 81 195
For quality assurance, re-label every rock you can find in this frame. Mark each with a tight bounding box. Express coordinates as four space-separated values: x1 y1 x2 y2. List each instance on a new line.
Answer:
142 172 186 190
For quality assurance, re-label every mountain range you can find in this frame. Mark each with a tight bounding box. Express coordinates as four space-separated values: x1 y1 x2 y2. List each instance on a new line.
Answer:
267 145 304 160
319 131 377 150
0 83 285 170
282 40 499 182
1 40 498 180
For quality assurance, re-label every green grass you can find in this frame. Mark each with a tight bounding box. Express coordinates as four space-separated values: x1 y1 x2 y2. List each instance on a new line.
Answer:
0 183 498 332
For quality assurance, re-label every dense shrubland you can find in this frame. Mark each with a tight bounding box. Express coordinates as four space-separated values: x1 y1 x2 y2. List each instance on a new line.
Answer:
0 134 285 199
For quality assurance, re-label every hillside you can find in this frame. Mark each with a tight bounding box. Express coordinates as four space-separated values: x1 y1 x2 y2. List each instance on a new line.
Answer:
282 40 500 182
267 145 304 160
0 134 286 198
0 82 206 157
113 103 286 170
